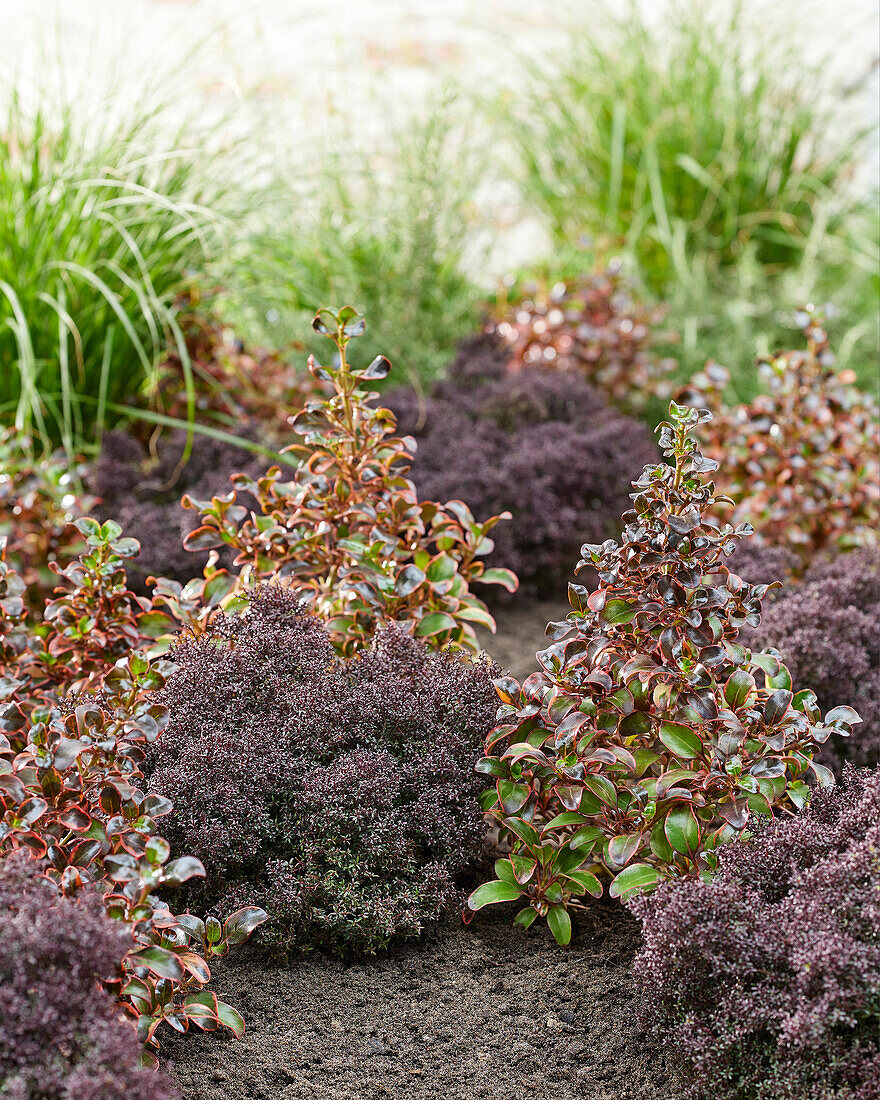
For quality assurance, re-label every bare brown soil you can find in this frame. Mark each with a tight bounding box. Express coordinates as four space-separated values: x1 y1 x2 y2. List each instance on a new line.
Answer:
165 902 681 1100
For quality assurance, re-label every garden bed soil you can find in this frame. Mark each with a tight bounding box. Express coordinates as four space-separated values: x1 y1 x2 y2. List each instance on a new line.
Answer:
165 901 680 1100
476 597 564 682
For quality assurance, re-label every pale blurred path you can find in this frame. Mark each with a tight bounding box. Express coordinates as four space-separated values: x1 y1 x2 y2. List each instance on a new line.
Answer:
2 0 877 275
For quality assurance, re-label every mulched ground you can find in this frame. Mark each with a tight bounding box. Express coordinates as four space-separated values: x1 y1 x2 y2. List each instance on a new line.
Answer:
476 597 564 682
164 901 681 1100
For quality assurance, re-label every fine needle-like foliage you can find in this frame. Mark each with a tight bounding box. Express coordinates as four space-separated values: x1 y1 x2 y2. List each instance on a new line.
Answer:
632 767 880 1100
468 402 860 944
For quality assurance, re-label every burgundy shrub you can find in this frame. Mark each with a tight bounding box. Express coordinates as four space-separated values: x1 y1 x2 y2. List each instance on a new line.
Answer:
90 430 265 590
631 767 880 1100
0 852 177 1100
749 549 880 773
146 585 499 953
386 334 655 594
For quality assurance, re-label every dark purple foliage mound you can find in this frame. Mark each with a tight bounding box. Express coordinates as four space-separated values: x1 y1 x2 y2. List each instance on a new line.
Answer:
631 768 880 1100
146 585 499 953
750 549 880 773
385 334 655 594
90 430 265 591
0 852 177 1100
726 541 800 587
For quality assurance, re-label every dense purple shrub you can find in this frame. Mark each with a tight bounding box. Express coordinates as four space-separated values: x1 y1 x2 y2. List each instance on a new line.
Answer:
386 334 655 594
631 768 880 1100
0 853 177 1100
145 585 499 953
749 549 880 773
726 541 800 587
90 429 265 590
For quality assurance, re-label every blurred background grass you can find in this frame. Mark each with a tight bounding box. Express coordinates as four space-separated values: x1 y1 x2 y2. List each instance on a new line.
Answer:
0 0 876 450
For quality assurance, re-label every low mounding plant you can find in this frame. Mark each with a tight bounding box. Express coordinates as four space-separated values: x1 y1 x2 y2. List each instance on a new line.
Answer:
683 310 880 560
487 265 677 411
0 528 266 1062
0 851 177 1100
91 430 266 593
0 429 90 607
750 550 880 775
0 518 152 716
631 767 880 1100
146 584 500 954
183 307 516 655
468 402 860 944
387 334 656 593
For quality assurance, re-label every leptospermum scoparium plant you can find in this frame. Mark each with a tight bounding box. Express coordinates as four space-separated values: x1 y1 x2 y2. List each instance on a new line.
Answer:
182 307 517 656
468 403 860 945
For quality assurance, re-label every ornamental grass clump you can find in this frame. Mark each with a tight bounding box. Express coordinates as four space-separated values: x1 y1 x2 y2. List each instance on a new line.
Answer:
146 584 500 954
0 530 266 1063
183 307 516 655
487 265 677 412
0 851 177 1100
683 309 880 560
469 402 860 944
750 549 880 774
631 767 880 1100
387 334 656 593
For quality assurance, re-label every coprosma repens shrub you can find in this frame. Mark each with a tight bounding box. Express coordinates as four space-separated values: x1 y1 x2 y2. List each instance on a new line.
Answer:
0 429 91 609
0 852 177 1100
469 402 860 944
631 767 880 1100
145 584 500 953
149 294 318 434
487 266 677 412
0 526 266 1066
683 309 879 562
183 307 516 656
387 334 656 594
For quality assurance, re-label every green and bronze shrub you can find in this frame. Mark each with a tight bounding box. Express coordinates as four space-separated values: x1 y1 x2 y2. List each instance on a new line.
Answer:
631 767 880 1100
0 429 90 608
146 584 500 954
0 529 266 1064
683 310 879 561
468 402 860 944
0 518 153 724
0 851 177 1100
149 294 318 436
487 265 676 412
183 307 516 655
